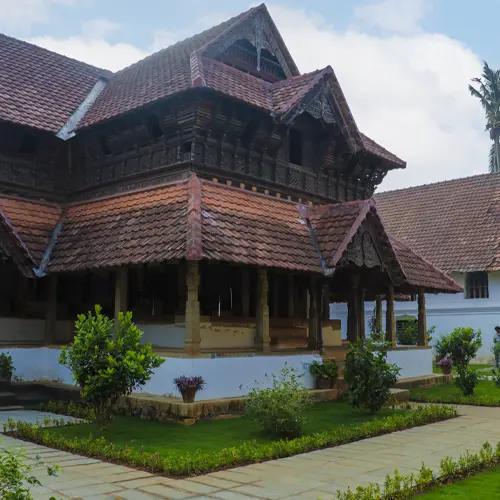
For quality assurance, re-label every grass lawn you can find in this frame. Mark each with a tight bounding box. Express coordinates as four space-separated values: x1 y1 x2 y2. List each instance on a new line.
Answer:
410 380 500 406
418 465 500 498
43 400 405 457
432 363 492 374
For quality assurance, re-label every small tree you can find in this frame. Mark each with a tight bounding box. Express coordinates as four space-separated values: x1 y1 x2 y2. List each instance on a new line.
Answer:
344 340 400 413
245 366 311 438
60 305 164 421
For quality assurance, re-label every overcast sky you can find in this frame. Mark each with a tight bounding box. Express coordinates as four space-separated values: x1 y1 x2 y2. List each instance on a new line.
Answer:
0 0 496 191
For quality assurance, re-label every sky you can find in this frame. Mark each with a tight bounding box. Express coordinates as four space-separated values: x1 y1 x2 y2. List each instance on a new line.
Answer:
0 0 498 192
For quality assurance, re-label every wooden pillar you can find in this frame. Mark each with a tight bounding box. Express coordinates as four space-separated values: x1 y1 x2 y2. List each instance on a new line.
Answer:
114 266 128 321
308 276 322 350
386 284 396 347
347 275 360 343
176 264 186 314
184 261 201 354
272 274 280 318
375 295 383 333
45 275 58 345
321 281 330 321
241 268 250 317
256 268 271 352
358 288 366 339
287 275 295 318
417 288 428 346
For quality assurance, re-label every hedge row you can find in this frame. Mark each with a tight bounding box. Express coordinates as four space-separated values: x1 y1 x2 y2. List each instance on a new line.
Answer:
337 441 500 499
6 405 456 477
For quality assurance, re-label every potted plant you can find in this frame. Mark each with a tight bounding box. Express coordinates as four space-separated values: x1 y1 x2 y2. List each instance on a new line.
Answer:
309 359 338 389
436 357 452 375
174 375 205 403
0 353 13 384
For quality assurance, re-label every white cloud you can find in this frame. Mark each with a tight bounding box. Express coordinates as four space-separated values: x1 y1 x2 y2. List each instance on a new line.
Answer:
268 3 490 190
353 0 431 34
81 18 119 39
0 0 74 33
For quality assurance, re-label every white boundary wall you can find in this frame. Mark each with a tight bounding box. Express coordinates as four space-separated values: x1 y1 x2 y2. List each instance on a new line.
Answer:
0 347 321 401
386 348 433 378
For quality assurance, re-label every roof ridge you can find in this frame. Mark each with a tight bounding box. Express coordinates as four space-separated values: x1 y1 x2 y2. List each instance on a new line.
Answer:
0 32 110 76
186 174 203 260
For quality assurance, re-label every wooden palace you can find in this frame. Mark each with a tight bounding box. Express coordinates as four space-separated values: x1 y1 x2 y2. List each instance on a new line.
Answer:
0 4 460 367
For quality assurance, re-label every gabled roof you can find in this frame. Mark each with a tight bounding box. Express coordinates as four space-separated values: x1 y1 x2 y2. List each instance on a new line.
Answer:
0 33 109 132
376 172 500 273
0 176 460 293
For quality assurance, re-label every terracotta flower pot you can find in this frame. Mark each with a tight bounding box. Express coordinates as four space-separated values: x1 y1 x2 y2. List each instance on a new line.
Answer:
180 387 197 403
441 366 452 375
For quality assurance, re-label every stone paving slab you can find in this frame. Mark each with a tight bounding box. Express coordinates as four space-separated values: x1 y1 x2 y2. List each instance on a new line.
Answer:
1 405 500 499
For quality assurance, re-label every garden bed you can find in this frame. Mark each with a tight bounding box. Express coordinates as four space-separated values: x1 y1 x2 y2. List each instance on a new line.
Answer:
7 401 456 477
410 380 500 406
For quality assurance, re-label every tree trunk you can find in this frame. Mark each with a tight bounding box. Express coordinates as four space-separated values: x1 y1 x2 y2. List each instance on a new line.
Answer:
495 134 500 173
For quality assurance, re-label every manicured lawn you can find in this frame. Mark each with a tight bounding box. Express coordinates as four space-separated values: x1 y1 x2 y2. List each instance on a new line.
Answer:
432 363 492 375
43 400 405 457
418 465 500 498
410 380 500 406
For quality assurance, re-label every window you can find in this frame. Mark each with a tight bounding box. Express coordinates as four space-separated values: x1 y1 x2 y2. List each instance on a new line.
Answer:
465 271 489 299
288 128 303 165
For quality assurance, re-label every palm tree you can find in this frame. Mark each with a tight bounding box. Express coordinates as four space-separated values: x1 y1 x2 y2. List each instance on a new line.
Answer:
469 62 500 173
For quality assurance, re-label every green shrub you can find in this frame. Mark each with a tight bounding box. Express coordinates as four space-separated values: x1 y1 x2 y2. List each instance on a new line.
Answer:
397 320 435 346
245 367 311 438
309 360 338 381
6 405 456 477
59 305 164 422
437 327 482 370
344 341 400 413
491 368 500 387
456 366 479 396
0 353 14 381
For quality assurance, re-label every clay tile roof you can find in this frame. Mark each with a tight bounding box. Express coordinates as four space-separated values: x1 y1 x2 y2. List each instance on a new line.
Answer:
360 133 405 167
375 173 500 273
0 33 109 133
48 182 188 272
0 195 61 270
201 181 320 272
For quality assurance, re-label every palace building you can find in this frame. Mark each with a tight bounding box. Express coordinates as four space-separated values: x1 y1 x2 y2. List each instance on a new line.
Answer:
0 4 460 398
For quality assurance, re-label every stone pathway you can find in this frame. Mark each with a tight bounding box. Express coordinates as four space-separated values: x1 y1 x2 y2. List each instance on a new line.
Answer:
2 405 500 499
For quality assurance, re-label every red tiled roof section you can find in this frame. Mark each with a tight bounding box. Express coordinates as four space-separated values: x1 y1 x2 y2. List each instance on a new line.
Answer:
0 196 61 265
48 182 188 272
0 34 109 132
376 173 500 272
391 236 462 293
308 200 371 268
201 181 321 272
81 6 260 128
360 133 405 167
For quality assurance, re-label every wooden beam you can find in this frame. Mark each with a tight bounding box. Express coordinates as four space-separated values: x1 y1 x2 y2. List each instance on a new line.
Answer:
44 275 57 345
241 267 250 317
256 268 270 352
308 276 321 350
184 261 201 354
386 284 396 347
417 288 428 346
375 295 383 333
114 266 128 321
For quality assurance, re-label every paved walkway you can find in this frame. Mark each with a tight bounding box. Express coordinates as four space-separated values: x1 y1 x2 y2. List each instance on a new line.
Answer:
2 405 500 499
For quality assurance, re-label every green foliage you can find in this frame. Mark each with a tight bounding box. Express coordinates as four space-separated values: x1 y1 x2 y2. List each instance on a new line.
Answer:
436 327 482 371
39 400 97 421
397 320 435 345
0 352 14 381
6 405 455 477
59 305 164 421
344 340 400 413
309 360 338 381
456 367 479 396
337 442 499 499
0 447 58 500
245 367 311 438
491 369 500 387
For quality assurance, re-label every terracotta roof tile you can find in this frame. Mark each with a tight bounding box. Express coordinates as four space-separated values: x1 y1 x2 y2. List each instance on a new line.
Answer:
0 34 109 132
376 173 500 272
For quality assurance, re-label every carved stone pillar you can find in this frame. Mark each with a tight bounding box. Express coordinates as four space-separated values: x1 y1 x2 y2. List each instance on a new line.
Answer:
256 268 270 352
386 284 396 347
185 261 201 354
45 275 58 345
114 266 128 322
308 276 321 350
417 288 428 347
375 295 383 333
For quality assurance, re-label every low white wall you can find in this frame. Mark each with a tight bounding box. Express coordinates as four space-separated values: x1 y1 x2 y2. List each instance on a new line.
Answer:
0 347 321 400
138 323 185 348
387 348 433 378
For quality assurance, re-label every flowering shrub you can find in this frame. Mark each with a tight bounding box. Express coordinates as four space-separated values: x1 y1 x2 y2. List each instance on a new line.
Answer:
436 357 452 373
